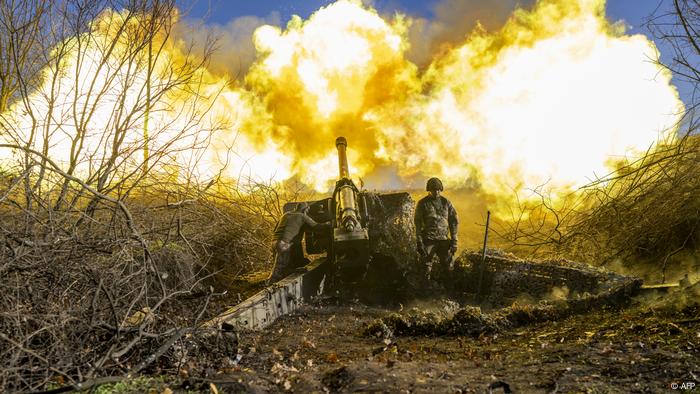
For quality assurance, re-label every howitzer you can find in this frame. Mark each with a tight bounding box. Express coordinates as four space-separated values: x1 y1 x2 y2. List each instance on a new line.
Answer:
216 138 417 329
283 136 371 285
331 137 370 282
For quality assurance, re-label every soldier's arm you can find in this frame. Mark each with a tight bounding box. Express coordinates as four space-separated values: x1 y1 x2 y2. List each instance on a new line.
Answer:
302 213 319 227
303 213 331 231
447 200 458 241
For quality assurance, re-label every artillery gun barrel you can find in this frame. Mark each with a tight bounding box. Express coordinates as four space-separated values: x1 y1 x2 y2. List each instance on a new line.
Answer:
334 136 361 233
336 136 350 179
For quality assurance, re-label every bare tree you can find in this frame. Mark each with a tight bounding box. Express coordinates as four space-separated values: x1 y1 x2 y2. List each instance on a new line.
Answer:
648 0 700 115
0 1 260 391
0 0 50 113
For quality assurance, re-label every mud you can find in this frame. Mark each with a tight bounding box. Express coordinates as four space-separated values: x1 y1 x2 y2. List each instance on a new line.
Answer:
203 298 699 393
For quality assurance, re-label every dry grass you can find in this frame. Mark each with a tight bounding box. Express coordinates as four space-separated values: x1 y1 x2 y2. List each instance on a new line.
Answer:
0 173 301 391
492 132 700 282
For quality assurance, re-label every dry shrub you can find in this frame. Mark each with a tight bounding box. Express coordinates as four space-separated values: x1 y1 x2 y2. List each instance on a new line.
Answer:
0 174 298 391
564 134 700 270
0 0 295 390
495 132 700 280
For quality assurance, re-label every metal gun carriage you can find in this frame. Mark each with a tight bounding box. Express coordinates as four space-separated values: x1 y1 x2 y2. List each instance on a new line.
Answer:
285 136 374 286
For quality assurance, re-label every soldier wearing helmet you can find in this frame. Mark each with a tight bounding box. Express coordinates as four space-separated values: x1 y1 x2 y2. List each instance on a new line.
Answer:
414 177 459 282
267 202 330 284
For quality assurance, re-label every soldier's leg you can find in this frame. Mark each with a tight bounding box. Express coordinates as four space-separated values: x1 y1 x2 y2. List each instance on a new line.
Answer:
267 241 292 283
434 240 452 283
423 241 438 280
289 241 307 270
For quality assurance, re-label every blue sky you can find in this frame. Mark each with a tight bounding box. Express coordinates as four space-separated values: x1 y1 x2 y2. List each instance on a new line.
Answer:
179 0 662 31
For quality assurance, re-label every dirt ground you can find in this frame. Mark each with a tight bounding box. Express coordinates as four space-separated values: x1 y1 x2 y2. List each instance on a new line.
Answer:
185 292 700 394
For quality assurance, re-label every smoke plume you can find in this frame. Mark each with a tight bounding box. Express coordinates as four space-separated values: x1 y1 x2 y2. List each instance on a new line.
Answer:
3 0 685 199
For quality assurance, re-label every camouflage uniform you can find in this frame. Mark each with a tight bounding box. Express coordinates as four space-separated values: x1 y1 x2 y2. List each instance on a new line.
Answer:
414 194 458 280
268 208 329 283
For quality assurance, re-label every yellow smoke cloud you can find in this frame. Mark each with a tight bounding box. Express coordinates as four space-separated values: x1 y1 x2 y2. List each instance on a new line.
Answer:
0 0 685 201
242 0 417 190
2 9 217 174
237 0 683 195
372 0 683 195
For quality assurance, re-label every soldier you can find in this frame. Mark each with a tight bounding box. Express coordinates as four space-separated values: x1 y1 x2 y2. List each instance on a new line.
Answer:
267 202 330 284
415 177 459 281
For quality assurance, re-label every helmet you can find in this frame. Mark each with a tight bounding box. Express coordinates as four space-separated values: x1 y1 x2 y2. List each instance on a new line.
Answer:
296 202 309 212
426 177 443 192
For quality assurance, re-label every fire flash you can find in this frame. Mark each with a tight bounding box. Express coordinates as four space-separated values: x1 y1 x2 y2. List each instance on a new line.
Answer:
2 0 684 197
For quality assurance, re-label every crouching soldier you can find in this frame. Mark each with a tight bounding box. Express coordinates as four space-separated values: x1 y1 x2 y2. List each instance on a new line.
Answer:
415 177 459 282
267 202 330 284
